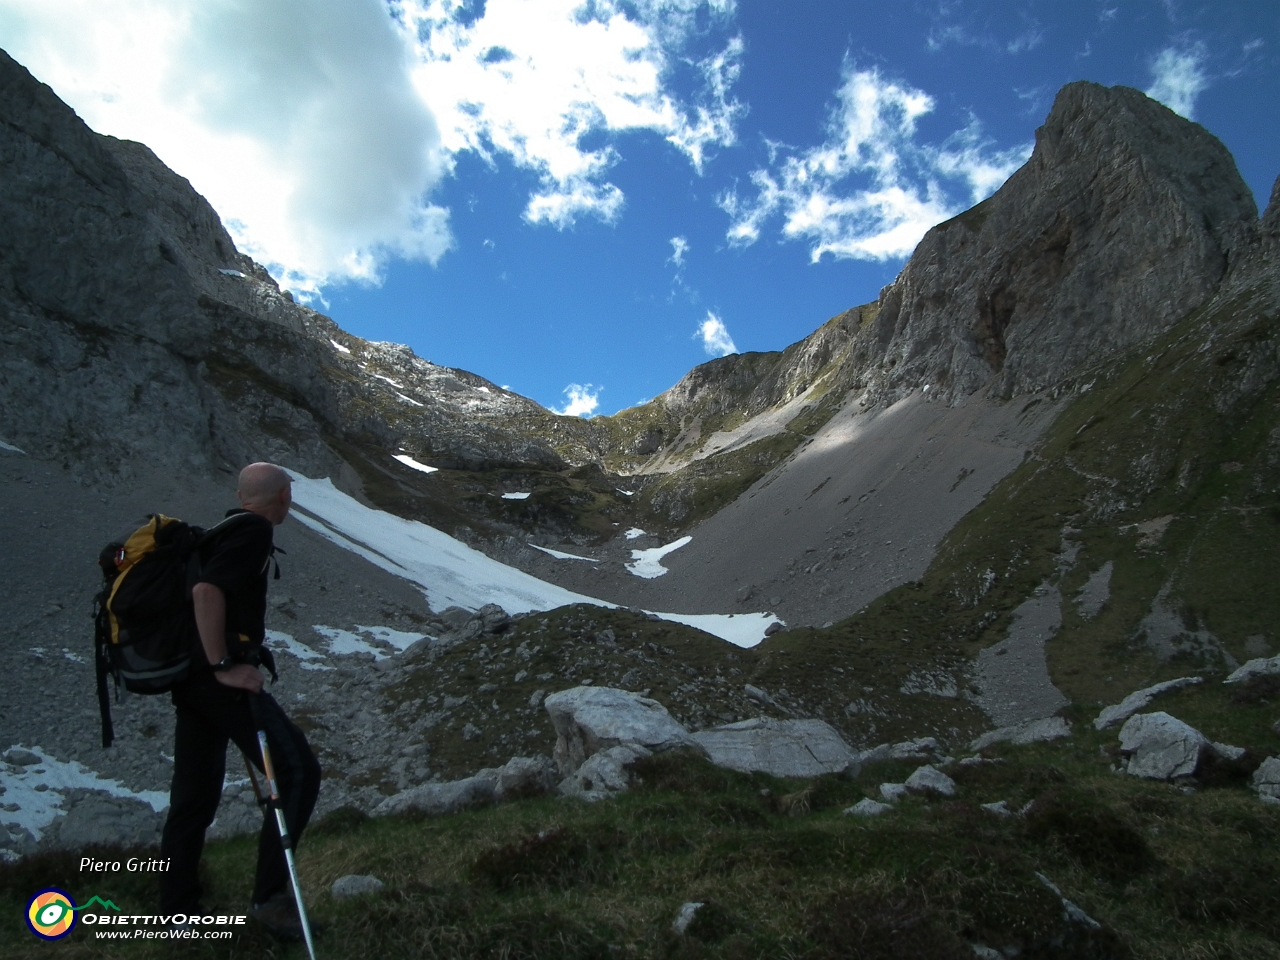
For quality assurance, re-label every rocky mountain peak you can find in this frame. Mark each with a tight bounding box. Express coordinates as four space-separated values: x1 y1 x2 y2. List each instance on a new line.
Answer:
856 81 1258 405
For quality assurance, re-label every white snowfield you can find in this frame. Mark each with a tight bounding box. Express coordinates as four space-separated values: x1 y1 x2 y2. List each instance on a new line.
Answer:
502 492 531 500
530 544 596 562
0 746 169 842
288 474 781 647
627 536 692 579
392 454 439 474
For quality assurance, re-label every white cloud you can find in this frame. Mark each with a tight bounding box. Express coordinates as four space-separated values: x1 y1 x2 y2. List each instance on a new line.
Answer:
556 383 601 417
1146 41 1209 119
668 236 689 267
396 0 743 228
719 65 1029 263
698 312 737 357
0 0 451 298
0 0 743 294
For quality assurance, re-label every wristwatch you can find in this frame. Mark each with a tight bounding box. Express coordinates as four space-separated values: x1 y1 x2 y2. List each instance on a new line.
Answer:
211 656 237 672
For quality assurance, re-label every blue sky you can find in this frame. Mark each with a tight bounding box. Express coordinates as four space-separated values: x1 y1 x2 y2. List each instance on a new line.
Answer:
1 1 1276 416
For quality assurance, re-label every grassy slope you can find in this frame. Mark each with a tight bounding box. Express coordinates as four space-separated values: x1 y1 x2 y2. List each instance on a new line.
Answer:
6 706 1278 959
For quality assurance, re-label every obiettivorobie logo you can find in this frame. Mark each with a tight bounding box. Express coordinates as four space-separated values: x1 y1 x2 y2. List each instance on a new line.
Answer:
25 889 120 941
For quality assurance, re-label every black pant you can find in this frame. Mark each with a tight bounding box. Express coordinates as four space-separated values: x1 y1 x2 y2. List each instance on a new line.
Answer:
159 672 321 912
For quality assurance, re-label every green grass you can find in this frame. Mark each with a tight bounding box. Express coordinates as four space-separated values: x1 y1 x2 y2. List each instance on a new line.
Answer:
6 723 1278 960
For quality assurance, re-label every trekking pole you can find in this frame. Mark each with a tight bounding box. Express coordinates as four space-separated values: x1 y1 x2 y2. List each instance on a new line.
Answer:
255 730 318 960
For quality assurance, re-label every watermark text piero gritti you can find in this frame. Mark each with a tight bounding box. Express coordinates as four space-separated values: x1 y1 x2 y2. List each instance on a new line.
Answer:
80 856 171 872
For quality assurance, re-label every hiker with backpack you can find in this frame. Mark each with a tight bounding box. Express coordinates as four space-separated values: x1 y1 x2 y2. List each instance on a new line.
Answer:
126 462 321 940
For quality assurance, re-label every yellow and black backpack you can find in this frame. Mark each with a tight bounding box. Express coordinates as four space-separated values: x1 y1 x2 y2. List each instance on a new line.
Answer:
92 513 254 747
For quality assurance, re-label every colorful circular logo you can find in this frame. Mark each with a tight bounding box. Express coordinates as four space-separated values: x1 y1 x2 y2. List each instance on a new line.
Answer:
26 888 77 940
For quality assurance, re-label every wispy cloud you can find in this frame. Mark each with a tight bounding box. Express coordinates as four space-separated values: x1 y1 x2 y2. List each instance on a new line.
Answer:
556 383 601 417
719 64 1029 263
668 236 689 268
925 10 1044 55
397 0 744 229
698 312 737 357
0 0 744 295
1146 40 1209 118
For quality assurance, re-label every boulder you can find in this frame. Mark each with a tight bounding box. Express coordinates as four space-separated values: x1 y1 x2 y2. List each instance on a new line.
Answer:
45 792 164 850
856 738 943 765
1093 677 1203 729
473 756 558 800
331 875 384 898
1252 756 1280 800
1117 712 1208 779
1224 656 1280 684
879 782 909 803
558 744 651 802
672 902 705 935
374 775 496 817
844 798 892 817
971 716 1072 750
980 801 1013 817
544 686 698 777
904 765 957 797
690 718 859 778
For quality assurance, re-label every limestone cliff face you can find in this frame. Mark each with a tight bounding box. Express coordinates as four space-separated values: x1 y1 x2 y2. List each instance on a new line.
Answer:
857 81 1257 404
0 50 593 482
607 82 1261 474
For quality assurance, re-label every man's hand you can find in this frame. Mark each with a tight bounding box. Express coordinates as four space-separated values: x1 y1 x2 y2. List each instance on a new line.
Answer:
213 663 263 694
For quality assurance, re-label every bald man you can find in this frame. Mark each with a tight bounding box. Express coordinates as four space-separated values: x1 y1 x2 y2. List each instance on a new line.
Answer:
159 463 321 940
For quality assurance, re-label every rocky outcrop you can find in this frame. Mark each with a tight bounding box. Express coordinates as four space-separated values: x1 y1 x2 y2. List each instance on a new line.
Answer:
690 718 860 778
971 716 1072 750
855 82 1257 405
0 49 593 485
1117 712 1207 779
1093 677 1202 730
543 686 699 778
1224 656 1280 684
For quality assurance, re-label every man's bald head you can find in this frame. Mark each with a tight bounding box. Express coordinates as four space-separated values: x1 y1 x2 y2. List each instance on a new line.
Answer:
237 463 292 525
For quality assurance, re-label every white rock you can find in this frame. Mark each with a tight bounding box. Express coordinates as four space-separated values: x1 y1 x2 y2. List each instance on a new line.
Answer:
879 783 909 803
1225 656 1280 683
672 902 704 935
374 776 496 817
1210 742 1246 761
904 764 957 797
1117 712 1208 780
1093 677 1203 730
544 686 697 777
980 801 1012 817
691 718 859 778
844 798 893 817
971 716 1072 750
331 875 384 898
854 738 942 766
558 744 651 801
1252 756 1280 799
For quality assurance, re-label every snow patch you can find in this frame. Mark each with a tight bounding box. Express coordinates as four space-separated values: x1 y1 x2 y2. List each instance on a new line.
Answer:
644 611 783 650
372 373 404 389
0 746 169 841
530 544 597 562
0 438 26 454
265 629 333 671
394 392 424 407
392 454 438 474
627 537 692 579
502 492 531 500
477 386 490 393
624 528 646 540
329 338 351 354
287 473 779 646
217 268 245 277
